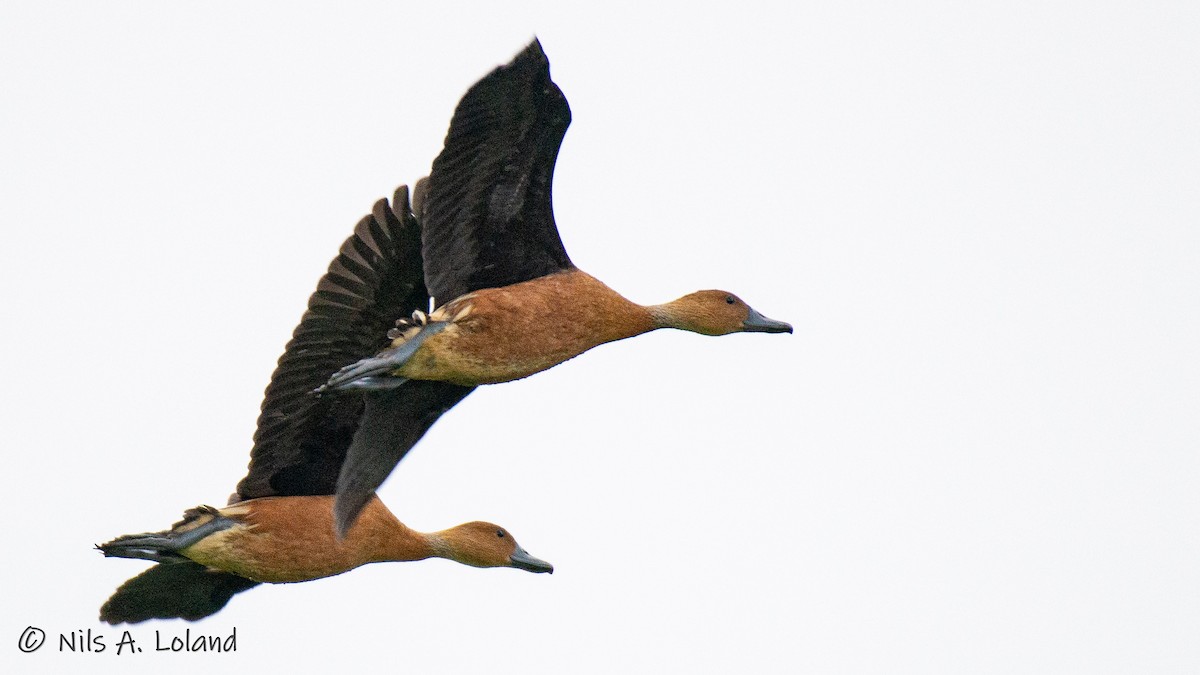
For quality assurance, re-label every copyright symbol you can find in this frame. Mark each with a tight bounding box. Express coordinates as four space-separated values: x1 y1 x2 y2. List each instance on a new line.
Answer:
18 626 45 653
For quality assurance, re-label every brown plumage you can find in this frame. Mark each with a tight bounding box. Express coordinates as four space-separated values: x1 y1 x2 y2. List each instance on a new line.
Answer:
98 185 549 624
376 269 653 386
345 271 787 388
100 37 791 621
106 496 549 584
183 496 549 582
98 496 551 624
320 39 792 535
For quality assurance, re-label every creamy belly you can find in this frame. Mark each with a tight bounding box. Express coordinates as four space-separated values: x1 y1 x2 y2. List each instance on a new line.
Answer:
181 525 370 584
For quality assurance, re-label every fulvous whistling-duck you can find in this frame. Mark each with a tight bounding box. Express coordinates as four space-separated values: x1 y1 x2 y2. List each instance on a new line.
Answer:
316 39 792 535
99 495 550 623
99 186 551 624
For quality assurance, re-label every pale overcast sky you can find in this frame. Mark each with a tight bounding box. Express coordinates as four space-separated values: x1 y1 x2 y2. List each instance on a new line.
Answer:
2 2 1198 673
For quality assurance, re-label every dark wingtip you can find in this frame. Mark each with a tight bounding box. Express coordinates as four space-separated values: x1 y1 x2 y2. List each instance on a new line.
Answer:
511 37 550 71
99 562 259 624
333 491 370 541
392 184 411 221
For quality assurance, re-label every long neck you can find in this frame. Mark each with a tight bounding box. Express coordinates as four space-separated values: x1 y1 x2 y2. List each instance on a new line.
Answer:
422 528 464 564
605 301 659 341
647 297 702 331
369 522 437 563
553 268 659 342
354 501 437 564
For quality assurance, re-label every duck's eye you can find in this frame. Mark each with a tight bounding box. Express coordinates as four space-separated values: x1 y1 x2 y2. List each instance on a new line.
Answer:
496 529 506 538
725 296 735 305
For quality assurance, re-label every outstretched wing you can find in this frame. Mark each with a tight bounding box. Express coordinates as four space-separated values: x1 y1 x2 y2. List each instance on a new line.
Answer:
99 562 259 624
421 38 574 306
233 186 431 500
334 380 475 536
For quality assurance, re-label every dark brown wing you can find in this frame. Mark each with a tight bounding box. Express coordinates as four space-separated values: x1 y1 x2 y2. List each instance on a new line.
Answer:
334 380 475 536
99 562 259 624
421 38 574 306
233 187 432 500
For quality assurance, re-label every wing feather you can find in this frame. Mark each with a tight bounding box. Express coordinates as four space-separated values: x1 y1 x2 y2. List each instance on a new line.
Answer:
233 187 428 500
421 38 574 305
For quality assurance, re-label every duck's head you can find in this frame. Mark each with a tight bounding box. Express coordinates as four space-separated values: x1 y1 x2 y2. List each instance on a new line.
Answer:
434 521 554 573
655 290 792 336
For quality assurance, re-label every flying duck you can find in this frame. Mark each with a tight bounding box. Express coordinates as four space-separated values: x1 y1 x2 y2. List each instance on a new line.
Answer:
319 39 792 535
98 496 551 624
99 186 551 624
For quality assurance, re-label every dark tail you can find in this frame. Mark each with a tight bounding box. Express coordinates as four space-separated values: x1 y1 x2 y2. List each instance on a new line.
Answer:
100 562 259 624
98 506 255 623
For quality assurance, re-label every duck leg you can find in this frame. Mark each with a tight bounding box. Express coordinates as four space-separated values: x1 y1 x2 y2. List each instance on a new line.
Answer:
316 322 448 393
320 375 409 392
97 507 237 563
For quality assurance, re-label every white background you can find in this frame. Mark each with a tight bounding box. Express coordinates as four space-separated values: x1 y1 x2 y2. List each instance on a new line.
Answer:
2 1 1197 673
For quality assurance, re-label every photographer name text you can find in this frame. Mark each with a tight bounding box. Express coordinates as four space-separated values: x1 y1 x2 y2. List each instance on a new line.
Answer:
19 627 238 655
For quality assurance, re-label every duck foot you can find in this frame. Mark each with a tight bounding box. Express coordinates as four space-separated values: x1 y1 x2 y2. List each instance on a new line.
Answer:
320 375 408 392
315 322 448 394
